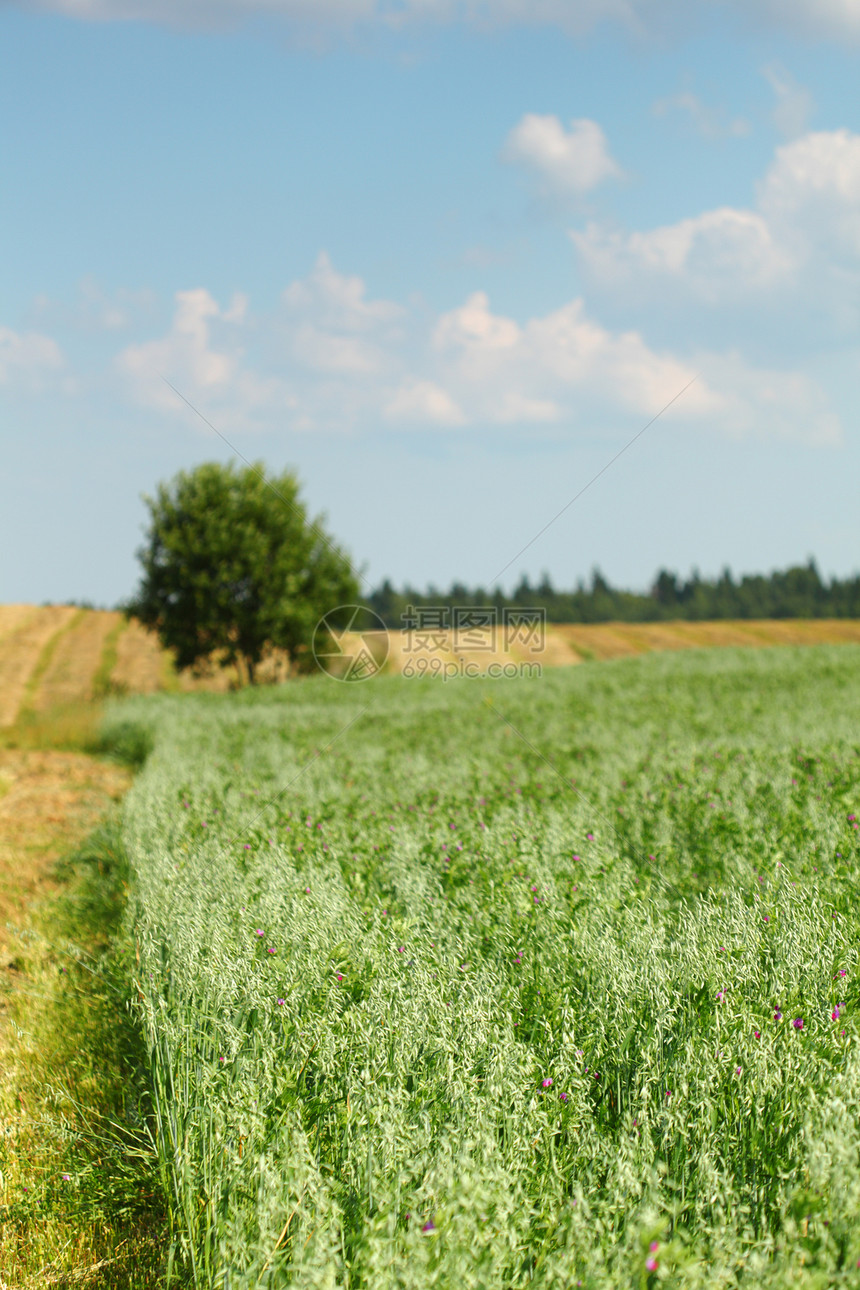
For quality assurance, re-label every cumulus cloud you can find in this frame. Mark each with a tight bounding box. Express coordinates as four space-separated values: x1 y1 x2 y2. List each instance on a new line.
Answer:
693 349 842 445
430 290 707 423
116 287 292 429
14 0 860 42
0 326 66 389
502 115 623 197
114 256 407 432
281 251 404 376
418 289 837 444
112 258 841 445
571 129 860 317
572 208 792 303
282 251 403 333
384 378 466 427
759 129 860 259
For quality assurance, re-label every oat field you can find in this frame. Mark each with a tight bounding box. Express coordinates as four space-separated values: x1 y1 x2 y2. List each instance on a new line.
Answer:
101 643 860 1287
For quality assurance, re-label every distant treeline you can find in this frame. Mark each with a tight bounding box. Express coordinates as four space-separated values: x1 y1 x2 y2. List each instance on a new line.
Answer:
368 561 860 626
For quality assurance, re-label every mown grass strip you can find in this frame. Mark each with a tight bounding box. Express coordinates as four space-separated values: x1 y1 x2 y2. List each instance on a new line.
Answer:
0 817 173 1288
92 617 129 701
14 611 87 726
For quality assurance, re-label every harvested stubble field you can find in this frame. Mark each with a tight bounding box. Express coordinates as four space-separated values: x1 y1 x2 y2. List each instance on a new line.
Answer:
91 642 860 1287
2 606 860 728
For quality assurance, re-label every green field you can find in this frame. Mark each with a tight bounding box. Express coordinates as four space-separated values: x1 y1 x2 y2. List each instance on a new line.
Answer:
106 646 860 1286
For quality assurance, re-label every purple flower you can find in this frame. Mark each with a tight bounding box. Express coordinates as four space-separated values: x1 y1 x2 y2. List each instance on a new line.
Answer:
832 1008 840 1021
542 1077 553 1088
267 947 276 954
422 1219 436 1233
255 929 264 937
277 999 285 1006
793 1017 804 1030
774 1009 783 1021
61 1173 71 1181
559 1092 568 1102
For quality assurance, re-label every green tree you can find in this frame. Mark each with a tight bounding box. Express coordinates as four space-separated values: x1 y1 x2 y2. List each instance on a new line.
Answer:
128 461 358 683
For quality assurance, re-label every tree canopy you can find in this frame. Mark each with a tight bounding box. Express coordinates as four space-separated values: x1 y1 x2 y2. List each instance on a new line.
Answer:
128 461 358 683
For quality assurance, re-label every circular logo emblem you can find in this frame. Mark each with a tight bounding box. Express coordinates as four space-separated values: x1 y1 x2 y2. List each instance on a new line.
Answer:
312 605 390 682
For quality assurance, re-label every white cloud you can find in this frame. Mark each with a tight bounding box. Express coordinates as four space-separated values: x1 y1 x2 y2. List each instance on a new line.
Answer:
116 287 293 429
384 378 466 426
762 63 814 139
502 115 622 196
112 261 841 445
118 288 238 399
16 0 860 42
572 129 860 314
572 208 792 303
759 129 860 259
115 257 406 432
0 326 66 389
652 91 750 139
431 291 708 423
281 252 404 376
283 251 403 333
693 349 842 445
433 290 520 354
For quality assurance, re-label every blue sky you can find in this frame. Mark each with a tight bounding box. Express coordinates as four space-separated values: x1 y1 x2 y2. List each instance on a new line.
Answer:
1 0 858 605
